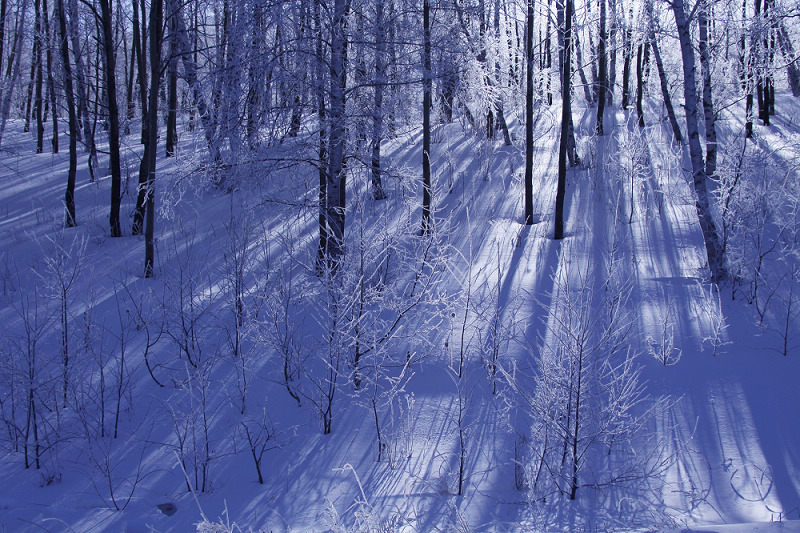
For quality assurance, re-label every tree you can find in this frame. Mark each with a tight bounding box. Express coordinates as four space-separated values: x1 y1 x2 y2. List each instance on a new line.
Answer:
97 0 123 237
672 0 726 281
56 0 79 227
421 0 432 236
524 0 535 224
144 0 162 278
596 0 607 135
325 0 350 266
554 0 574 240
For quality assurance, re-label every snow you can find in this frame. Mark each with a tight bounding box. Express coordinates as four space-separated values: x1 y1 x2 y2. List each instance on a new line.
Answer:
1 90 799 532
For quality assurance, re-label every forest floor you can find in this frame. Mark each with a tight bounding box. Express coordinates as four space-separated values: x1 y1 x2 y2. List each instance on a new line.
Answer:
1 92 800 532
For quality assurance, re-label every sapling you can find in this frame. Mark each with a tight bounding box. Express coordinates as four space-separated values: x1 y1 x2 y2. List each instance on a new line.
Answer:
39 230 86 407
700 282 730 357
647 289 682 365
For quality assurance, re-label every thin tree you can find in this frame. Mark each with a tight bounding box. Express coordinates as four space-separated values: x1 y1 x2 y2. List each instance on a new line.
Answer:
144 0 162 278
325 0 349 265
165 0 177 157
698 0 716 177
596 0 607 135
95 0 123 237
647 0 682 143
555 0 574 240
524 0 535 224
421 0 432 235
33 0 45 152
56 0 79 226
672 0 726 281
370 0 388 200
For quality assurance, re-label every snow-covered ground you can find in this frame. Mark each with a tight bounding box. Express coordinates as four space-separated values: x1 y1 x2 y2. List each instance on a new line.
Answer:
1 91 799 532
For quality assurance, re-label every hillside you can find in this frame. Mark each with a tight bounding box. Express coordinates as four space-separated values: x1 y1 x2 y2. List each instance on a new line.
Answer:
1 90 800 532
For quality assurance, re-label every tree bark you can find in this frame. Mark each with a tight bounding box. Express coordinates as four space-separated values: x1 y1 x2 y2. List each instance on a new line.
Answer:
144 0 162 278
165 1 178 157
371 0 387 200
649 30 682 143
596 0 607 135
776 23 800 97
421 0 432 235
607 0 617 105
672 0 726 281
525 0 534 224
698 1 717 177
554 0 573 240
99 0 122 237
43 0 58 153
636 44 645 127
56 0 78 226
33 0 44 152
326 0 349 265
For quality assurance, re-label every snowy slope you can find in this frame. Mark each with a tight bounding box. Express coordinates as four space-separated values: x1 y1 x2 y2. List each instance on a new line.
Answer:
0 91 799 533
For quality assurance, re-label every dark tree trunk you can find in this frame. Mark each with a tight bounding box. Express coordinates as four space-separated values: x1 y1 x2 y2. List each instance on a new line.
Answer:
0 0 6 76
24 1 40 135
621 19 631 109
57 0 78 227
524 0 534 224
650 30 682 143
34 0 44 152
131 0 148 235
314 1 328 268
421 0 432 235
636 44 645 127
99 0 123 237
596 0 607 135
43 0 59 153
325 0 348 266
165 3 178 157
554 0 573 240
144 0 162 278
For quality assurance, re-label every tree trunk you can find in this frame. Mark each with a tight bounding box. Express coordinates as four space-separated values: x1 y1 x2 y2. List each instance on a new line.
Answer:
636 44 645 127
43 0 58 153
165 1 178 157
131 0 148 235
0 0 26 148
698 1 717 177
0 0 6 76
421 0 432 235
166 0 218 160
34 0 44 152
621 16 631 109
573 25 593 104
554 0 573 240
777 23 800 97
67 0 98 172
371 0 387 200
650 30 682 143
326 0 348 265
607 0 617 105
144 0 162 278
596 0 607 135
672 0 726 282
56 0 78 227
524 0 534 224
99 0 122 237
